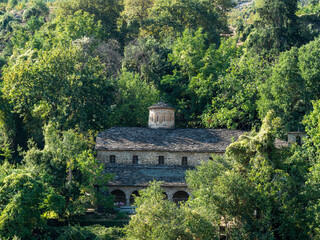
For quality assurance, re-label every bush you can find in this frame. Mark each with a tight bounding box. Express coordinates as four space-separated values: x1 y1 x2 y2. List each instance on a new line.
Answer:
43 225 124 240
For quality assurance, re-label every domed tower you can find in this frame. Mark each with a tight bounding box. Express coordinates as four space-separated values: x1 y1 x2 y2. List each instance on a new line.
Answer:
148 102 175 129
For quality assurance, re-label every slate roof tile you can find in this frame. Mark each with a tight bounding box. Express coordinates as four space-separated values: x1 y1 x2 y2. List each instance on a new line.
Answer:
96 127 245 152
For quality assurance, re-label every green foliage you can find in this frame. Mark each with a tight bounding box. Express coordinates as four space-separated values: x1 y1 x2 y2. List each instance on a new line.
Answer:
45 225 124 240
0 164 48 239
299 36 320 96
3 44 114 142
186 112 313 239
120 0 234 44
57 0 121 39
125 181 216 240
259 37 320 132
122 36 172 84
23 0 49 21
161 29 240 127
246 0 300 58
23 125 113 218
110 71 159 127
202 55 267 130
258 47 309 131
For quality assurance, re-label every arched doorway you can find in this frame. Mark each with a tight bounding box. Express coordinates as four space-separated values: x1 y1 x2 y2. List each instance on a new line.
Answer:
130 190 140 205
173 191 189 204
111 189 126 206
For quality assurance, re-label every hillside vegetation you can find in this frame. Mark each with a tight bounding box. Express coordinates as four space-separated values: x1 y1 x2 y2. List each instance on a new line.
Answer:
1 0 320 239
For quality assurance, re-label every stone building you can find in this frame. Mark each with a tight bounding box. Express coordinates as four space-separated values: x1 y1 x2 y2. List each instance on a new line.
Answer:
95 102 247 207
287 132 307 146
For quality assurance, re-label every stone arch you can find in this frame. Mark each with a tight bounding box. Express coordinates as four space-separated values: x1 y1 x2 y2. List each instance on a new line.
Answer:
173 191 189 204
130 190 140 205
111 189 126 206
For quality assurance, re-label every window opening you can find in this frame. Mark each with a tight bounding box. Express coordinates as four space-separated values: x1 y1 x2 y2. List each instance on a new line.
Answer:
158 156 164 165
182 157 188 166
296 136 302 146
110 155 116 163
133 155 139 164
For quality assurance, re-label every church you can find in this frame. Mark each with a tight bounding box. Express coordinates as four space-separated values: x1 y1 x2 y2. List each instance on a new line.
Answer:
95 102 291 208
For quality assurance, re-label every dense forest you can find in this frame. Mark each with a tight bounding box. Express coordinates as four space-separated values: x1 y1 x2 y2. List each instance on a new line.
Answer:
1 0 320 239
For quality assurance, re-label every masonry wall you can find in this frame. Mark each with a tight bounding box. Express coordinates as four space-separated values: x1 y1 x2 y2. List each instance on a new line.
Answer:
287 132 306 145
148 109 175 129
108 185 190 206
97 150 222 166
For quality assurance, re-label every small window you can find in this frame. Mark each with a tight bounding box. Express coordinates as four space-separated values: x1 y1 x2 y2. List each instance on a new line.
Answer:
158 156 164 165
157 116 159 122
133 155 139 164
110 155 116 163
296 136 302 146
182 157 188 166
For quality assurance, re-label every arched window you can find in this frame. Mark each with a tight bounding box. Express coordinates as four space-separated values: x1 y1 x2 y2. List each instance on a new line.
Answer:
130 190 140 205
111 190 126 206
173 191 189 204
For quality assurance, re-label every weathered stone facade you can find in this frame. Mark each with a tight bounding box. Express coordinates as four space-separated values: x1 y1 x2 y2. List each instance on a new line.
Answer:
148 102 175 129
287 132 306 146
98 150 221 167
95 102 246 207
108 185 191 206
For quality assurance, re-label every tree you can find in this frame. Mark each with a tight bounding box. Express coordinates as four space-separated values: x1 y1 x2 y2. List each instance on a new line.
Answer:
23 125 113 218
57 0 121 39
2 44 114 144
258 47 310 132
122 36 172 85
125 181 216 239
186 111 313 239
144 0 228 44
298 36 320 97
258 37 320 132
110 71 159 127
161 29 240 127
0 164 48 239
246 0 300 58
202 55 267 130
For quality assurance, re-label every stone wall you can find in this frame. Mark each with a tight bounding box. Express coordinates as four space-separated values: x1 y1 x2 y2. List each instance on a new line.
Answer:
148 108 175 129
287 132 306 145
97 150 223 167
108 185 190 206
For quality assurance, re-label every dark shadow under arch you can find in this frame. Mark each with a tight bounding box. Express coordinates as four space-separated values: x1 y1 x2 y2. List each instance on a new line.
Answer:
173 191 189 204
111 189 126 206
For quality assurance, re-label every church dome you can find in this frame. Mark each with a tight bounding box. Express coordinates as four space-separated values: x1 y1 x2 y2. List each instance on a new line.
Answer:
148 102 175 129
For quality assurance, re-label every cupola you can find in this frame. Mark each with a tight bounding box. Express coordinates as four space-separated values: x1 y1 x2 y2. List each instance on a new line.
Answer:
148 102 175 129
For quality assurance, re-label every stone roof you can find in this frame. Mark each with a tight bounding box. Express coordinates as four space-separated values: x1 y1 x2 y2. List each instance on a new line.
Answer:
148 102 174 109
105 164 190 187
96 127 245 153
